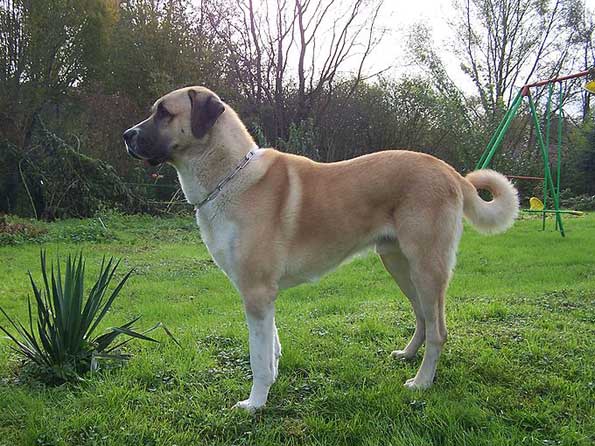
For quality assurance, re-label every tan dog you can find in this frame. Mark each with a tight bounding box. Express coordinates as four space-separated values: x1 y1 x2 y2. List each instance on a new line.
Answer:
124 86 519 411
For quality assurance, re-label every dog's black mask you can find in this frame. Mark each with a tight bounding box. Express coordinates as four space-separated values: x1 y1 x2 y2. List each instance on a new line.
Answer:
123 118 171 166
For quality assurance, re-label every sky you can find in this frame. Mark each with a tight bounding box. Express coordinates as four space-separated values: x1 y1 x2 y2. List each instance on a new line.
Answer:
366 0 595 94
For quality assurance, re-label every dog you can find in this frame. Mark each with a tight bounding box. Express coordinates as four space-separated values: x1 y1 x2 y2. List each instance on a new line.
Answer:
124 86 519 411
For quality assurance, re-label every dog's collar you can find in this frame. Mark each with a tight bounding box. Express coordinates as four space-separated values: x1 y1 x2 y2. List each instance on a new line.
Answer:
194 146 259 211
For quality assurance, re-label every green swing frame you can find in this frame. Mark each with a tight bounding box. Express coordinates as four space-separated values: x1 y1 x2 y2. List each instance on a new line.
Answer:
475 69 592 237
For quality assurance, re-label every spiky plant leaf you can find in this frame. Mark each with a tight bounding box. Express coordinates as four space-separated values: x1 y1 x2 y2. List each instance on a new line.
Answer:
0 250 176 384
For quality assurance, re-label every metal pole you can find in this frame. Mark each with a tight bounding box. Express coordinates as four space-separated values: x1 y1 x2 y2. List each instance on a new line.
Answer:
523 209 582 215
478 93 524 170
542 84 553 230
476 91 523 169
555 82 564 230
522 69 591 89
528 95 565 236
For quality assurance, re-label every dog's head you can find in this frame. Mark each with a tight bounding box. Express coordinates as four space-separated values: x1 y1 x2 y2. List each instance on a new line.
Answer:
123 86 225 166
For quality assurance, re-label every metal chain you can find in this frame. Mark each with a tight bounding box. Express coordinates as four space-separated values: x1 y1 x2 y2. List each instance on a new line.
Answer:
195 147 259 211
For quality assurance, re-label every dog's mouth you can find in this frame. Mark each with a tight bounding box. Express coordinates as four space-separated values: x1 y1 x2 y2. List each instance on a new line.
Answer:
144 158 166 167
126 146 167 167
126 146 143 160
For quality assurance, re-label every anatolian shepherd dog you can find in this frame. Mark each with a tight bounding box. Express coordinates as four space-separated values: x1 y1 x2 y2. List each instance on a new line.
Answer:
124 86 519 412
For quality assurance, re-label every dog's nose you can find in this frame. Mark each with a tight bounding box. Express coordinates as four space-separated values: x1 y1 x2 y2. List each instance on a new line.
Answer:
123 128 139 146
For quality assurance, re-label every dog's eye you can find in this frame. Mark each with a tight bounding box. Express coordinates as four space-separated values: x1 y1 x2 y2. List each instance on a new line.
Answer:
156 103 173 121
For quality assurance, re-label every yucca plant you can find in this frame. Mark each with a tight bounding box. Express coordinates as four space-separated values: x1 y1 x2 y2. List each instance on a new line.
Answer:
0 251 171 384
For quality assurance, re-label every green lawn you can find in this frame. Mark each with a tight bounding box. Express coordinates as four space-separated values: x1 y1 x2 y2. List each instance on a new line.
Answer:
0 212 594 446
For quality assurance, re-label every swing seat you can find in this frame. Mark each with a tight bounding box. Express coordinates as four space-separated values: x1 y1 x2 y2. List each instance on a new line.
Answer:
529 197 544 211
584 79 595 94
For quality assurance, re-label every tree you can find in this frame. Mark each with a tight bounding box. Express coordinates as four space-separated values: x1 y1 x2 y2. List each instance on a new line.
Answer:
407 23 481 124
0 0 114 147
201 0 385 141
452 0 583 116
569 2 595 120
102 0 225 107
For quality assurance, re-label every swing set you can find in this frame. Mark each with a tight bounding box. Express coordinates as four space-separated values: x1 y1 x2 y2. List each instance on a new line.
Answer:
475 68 593 237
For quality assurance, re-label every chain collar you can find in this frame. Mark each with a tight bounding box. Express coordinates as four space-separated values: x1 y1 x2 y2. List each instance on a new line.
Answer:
194 147 259 211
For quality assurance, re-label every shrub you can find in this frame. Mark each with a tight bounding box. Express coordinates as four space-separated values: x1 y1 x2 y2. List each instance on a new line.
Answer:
0 128 144 219
559 190 595 211
0 251 175 384
0 215 48 245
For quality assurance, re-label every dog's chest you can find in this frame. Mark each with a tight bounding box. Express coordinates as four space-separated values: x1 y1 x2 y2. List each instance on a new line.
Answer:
196 210 240 285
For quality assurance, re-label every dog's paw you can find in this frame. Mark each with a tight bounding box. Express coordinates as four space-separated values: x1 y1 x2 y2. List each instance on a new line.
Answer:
403 377 432 390
391 349 416 360
232 399 263 413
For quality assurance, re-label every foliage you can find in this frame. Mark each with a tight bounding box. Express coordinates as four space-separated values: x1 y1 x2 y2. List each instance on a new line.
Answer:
101 0 224 108
564 116 595 196
0 251 162 384
0 215 47 245
315 77 483 168
560 191 595 210
0 125 146 218
277 118 320 160
0 0 115 146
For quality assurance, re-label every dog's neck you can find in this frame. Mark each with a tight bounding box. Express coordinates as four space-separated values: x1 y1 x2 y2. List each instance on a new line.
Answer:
172 109 257 207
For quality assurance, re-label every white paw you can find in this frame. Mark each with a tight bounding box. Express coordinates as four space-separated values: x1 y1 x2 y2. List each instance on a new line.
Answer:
232 399 263 413
404 377 432 390
391 349 416 360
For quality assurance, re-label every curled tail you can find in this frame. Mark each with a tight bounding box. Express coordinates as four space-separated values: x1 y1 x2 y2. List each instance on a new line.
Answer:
461 169 519 234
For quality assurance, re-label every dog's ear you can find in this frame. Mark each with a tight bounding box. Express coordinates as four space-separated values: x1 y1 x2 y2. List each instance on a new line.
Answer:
188 89 225 139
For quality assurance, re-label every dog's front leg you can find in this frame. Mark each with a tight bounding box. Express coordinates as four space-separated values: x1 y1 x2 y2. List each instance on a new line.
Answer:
233 294 277 412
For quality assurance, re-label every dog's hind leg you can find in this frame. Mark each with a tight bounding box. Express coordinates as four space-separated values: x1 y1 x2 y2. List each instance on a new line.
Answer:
395 213 462 389
377 243 425 360
404 261 448 389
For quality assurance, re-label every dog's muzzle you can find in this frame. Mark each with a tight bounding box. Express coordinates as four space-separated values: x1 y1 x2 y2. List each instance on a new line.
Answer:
123 127 168 166
123 128 142 159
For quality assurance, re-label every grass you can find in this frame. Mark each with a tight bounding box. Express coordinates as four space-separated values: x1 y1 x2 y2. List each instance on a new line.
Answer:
0 211 594 446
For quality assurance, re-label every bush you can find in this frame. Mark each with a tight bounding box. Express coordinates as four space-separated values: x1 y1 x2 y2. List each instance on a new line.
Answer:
0 215 48 246
0 125 145 219
560 191 595 211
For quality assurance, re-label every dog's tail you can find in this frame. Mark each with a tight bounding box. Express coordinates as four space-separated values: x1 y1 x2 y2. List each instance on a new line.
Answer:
460 169 519 234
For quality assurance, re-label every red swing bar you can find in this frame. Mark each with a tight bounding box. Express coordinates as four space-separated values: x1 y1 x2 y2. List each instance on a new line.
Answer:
505 175 544 181
520 69 591 96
